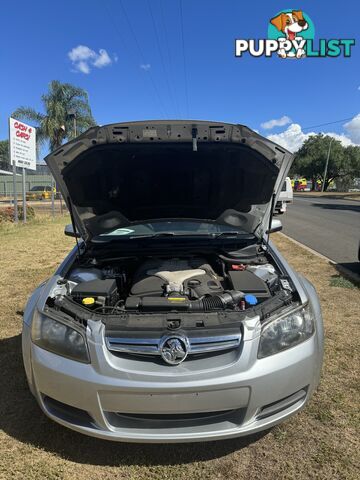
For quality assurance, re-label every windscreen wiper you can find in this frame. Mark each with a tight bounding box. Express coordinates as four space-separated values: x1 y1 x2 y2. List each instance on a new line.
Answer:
213 231 246 237
129 232 176 239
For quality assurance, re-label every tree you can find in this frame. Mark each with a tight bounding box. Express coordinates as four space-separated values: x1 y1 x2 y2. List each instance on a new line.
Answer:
12 80 96 152
0 140 9 171
292 134 360 191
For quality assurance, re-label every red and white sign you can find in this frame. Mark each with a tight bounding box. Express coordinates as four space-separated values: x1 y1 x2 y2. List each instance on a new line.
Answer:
9 117 36 170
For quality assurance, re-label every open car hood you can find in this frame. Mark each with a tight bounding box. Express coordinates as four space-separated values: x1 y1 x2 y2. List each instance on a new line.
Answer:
45 120 293 241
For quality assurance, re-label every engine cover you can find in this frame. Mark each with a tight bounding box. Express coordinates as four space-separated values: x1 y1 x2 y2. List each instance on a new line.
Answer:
130 258 223 298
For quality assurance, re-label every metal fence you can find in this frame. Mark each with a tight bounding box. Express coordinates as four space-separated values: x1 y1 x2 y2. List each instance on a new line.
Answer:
0 165 67 217
0 173 53 195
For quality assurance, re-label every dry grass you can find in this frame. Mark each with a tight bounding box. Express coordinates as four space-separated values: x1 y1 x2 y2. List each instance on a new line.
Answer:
0 218 359 479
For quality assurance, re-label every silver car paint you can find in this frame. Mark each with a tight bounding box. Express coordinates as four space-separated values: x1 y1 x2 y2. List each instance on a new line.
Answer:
22 240 324 442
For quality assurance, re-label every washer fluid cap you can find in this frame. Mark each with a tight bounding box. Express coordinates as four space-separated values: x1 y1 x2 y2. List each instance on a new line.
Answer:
244 294 258 306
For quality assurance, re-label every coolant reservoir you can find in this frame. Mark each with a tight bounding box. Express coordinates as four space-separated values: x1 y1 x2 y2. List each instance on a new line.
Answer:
68 268 103 283
247 264 277 285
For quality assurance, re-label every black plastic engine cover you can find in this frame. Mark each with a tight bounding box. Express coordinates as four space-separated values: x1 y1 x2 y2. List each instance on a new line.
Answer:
71 279 118 305
130 276 165 297
228 270 270 298
129 257 221 298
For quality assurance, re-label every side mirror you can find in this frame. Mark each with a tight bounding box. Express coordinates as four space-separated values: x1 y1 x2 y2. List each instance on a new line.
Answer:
267 218 283 234
64 224 81 238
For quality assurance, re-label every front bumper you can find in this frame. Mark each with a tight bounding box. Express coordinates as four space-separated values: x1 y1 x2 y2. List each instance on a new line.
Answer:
23 321 322 443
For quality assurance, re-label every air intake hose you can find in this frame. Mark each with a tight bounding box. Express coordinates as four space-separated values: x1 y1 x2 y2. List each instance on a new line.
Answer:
189 290 244 312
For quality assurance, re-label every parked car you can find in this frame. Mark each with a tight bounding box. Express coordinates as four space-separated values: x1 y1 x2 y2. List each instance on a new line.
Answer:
22 120 324 443
275 176 293 214
293 179 307 192
26 185 56 201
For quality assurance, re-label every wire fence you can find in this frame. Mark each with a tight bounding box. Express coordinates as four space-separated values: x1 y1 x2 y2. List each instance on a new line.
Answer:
0 165 68 217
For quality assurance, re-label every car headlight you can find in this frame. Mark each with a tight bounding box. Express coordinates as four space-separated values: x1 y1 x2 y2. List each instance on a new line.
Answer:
31 311 90 363
258 304 315 358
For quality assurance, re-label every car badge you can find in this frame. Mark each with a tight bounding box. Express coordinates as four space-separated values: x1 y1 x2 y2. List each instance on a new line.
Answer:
159 335 189 365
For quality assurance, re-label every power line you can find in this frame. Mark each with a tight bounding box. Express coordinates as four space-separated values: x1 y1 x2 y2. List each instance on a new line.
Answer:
179 0 190 118
117 0 169 118
160 0 181 117
302 117 354 131
147 0 179 117
104 1 130 50
104 1 167 118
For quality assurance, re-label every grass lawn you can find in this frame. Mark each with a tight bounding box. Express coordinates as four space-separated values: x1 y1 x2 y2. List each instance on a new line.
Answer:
0 216 359 479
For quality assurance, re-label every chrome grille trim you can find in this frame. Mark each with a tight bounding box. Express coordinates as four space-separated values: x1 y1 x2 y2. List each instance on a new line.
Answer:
105 333 241 356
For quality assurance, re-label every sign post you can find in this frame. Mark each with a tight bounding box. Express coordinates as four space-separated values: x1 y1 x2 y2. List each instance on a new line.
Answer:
51 177 55 218
12 157 18 223
22 168 27 223
9 118 36 223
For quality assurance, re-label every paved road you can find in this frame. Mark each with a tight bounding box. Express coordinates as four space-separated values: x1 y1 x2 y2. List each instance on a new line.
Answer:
281 195 360 275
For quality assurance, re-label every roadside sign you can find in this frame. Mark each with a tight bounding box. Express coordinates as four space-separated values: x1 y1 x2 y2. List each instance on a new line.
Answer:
9 117 36 170
9 117 37 224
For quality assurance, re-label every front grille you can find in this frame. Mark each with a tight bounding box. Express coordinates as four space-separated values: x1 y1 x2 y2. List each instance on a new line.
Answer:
114 410 234 421
104 408 246 430
105 332 241 359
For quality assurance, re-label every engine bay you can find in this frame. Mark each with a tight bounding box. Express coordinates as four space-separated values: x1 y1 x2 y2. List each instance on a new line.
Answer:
48 249 295 322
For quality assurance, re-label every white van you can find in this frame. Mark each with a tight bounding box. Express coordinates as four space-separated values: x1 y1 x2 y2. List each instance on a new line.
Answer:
275 177 293 214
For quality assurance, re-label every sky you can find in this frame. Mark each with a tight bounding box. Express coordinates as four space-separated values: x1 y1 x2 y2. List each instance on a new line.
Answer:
0 0 359 157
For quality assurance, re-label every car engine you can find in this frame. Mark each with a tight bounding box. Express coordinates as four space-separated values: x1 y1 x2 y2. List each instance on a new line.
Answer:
56 254 284 315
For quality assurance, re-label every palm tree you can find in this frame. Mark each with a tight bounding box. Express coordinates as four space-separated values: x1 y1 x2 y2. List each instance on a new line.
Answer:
13 80 96 152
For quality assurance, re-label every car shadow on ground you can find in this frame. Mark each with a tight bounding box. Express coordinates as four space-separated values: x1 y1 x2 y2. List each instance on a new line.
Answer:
0 334 269 467
311 203 360 213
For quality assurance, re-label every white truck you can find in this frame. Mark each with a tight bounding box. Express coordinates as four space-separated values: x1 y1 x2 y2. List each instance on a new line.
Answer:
275 176 293 214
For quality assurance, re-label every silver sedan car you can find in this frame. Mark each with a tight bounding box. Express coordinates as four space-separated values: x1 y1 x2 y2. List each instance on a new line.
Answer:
22 120 324 442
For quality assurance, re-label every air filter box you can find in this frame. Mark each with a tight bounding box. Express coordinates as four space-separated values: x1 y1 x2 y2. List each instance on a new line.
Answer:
228 270 270 298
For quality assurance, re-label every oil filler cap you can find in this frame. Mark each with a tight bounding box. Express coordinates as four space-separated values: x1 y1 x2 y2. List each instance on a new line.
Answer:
82 297 95 306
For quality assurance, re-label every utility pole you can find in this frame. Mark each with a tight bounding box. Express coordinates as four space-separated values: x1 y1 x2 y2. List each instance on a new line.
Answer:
321 137 334 192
